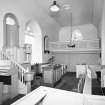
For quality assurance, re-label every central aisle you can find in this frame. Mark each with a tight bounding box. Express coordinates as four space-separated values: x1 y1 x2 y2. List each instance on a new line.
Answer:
55 72 79 92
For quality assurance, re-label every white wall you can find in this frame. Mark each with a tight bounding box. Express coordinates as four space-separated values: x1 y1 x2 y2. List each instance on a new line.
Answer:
51 0 93 27
50 0 103 71
59 24 98 41
101 0 105 65
50 0 104 41
0 0 103 64
53 53 100 72
0 0 34 48
93 0 104 38
0 0 61 63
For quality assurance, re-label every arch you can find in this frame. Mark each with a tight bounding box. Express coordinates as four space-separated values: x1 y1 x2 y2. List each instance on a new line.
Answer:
3 13 19 48
24 20 42 64
4 13 19 25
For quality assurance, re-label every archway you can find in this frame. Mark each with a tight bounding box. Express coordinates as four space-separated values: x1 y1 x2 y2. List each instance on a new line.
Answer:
24 20 42 64
3 13 19 48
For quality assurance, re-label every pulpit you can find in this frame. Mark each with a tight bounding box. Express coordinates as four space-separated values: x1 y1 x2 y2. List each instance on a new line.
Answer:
24 72 34 93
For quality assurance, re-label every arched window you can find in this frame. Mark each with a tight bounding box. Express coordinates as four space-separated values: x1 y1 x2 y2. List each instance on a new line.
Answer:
24 20 42 64
3 13 19 48
72 29 83 41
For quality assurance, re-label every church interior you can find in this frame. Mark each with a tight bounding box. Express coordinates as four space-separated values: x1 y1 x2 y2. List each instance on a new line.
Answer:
0 0 105 105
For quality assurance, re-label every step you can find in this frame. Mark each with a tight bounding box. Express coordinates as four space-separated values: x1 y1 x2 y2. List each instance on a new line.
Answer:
0 72 10 76
0 61 11 74
0 70 10 74
0 66 10 70
0 66 11 76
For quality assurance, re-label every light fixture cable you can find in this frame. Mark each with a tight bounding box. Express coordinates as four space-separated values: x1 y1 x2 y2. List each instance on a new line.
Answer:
67 6 75 47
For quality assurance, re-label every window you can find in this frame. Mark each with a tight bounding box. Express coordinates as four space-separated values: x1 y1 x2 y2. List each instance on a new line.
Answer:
72 29 83 41
24 20 42 64
3 13 19 48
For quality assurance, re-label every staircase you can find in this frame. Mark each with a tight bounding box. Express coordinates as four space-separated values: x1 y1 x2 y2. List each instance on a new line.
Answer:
0 60 11 76
0 50 28 96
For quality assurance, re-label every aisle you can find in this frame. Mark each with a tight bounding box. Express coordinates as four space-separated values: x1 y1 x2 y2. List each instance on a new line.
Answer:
55 72 79 92
92 79 103 95
56 72 104 95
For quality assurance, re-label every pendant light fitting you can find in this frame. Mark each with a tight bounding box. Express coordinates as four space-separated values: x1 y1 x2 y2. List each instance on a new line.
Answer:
50 0 60 12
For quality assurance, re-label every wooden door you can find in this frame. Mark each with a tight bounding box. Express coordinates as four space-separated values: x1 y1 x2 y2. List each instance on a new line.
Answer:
6 24 19 48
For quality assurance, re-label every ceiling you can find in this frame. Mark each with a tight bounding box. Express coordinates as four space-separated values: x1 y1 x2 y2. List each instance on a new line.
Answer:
35 0 94 27
0 0 103 28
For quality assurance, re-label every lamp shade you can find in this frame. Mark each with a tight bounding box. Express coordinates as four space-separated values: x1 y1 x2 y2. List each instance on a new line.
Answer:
50 1 60 12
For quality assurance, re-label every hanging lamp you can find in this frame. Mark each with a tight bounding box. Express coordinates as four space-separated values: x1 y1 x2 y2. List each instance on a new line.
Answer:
50 1 60 12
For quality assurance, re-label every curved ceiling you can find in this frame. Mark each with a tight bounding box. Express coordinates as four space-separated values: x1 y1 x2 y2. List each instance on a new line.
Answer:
1 0 103 28
35 0 94 26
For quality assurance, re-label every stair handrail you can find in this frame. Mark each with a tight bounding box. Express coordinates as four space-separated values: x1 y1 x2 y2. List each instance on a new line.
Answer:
0 50 26 72
0 50 32 94
0 50 27 86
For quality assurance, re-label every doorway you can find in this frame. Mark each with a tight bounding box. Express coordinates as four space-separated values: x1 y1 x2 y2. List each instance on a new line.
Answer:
24 20 42 64
3 13 19 48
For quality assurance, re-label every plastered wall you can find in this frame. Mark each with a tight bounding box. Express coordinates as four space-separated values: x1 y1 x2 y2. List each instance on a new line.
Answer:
0 0 60 63
101 0 105 65
0 0 103 65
